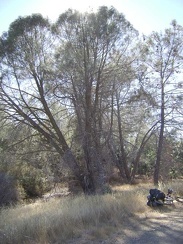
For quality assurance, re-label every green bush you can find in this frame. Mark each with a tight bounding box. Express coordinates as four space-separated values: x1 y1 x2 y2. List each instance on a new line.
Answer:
19 167 50 198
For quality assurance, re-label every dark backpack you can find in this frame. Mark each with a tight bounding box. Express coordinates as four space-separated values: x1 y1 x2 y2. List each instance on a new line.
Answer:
147 188 165 207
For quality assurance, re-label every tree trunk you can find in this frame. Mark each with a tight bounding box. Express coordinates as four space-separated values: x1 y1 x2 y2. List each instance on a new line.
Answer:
116 92 131 182
154 82 165 186
154 128 164 185
131 126 155 180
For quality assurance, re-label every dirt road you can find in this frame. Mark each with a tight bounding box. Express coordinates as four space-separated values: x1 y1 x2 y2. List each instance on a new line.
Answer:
66 202 183 244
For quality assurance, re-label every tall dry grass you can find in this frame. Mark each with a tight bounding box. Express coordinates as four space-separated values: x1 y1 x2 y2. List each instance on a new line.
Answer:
158 179 183 196
0 180 182 243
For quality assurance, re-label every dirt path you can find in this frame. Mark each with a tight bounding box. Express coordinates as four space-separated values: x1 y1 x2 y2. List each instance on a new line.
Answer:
107 202 183 244
66 202 183 244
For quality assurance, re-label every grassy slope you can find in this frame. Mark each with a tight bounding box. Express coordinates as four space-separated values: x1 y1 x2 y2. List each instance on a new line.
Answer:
0 180 182 244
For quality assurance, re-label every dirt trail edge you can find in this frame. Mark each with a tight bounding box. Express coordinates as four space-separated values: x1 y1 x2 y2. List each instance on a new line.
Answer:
66 202 183 244
114 202 183 244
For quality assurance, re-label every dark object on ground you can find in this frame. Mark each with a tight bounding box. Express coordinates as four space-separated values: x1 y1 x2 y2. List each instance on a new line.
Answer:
167 188 173 196
147 188 165 207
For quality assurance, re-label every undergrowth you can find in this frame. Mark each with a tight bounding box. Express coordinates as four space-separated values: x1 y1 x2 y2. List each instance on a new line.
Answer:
0 180 182 243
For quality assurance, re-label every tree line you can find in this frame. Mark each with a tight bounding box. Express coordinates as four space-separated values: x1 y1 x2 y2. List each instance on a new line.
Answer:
0 6 183 196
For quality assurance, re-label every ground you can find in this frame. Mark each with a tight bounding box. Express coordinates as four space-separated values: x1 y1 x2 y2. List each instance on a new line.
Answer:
66 201 183 244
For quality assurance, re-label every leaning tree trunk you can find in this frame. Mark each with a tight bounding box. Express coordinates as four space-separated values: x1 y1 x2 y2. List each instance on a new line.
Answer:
131 124 156 180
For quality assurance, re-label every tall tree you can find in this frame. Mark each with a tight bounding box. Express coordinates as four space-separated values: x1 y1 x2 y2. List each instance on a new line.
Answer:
108 62 158 182
0 14 87 192
0 8 138 193
53 7 138 191
139 20 183 185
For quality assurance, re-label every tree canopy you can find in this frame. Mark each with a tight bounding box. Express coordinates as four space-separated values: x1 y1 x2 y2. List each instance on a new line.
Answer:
0 7 183 195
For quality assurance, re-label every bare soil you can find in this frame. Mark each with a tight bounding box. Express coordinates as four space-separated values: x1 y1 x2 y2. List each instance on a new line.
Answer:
66 201 183 244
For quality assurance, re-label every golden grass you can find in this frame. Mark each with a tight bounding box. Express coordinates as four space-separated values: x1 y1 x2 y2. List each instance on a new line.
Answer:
0 180 182 244
158 179 183 196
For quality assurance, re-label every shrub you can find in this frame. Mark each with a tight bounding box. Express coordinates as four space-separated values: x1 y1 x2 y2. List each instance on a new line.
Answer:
20 168 50 198
0 172 18 206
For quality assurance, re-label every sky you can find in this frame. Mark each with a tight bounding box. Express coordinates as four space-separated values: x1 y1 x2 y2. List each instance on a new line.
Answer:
0 0 183 36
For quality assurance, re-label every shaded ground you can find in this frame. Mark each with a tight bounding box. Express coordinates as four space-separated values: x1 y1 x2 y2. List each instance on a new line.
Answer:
66 202 183 244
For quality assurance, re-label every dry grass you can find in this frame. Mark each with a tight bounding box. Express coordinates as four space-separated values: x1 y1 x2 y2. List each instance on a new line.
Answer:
0 180 182 244
158 179 183 196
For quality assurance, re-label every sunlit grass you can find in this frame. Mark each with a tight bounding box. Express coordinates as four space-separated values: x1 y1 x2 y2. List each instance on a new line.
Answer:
0 180 182 243
158 179 183 196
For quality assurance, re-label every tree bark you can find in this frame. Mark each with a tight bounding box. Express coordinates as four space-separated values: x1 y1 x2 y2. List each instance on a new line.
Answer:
116 91 131 181
154 82 165 185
